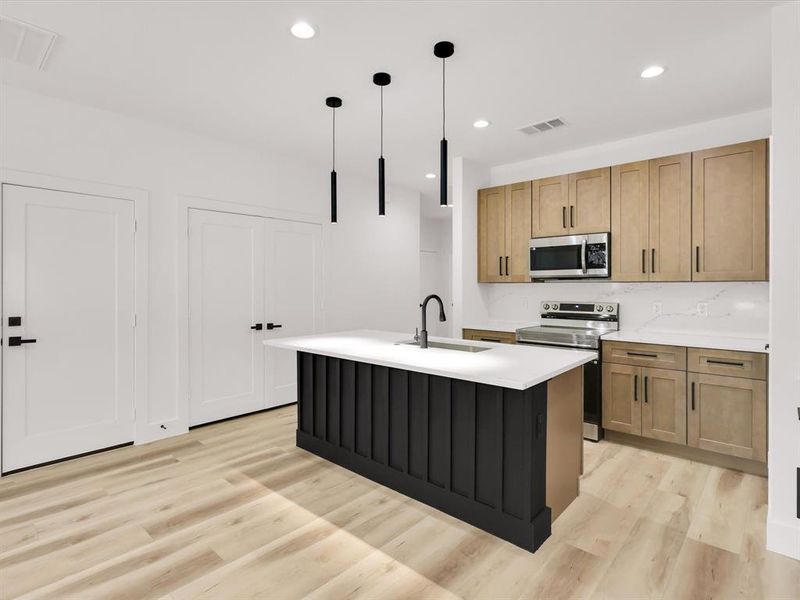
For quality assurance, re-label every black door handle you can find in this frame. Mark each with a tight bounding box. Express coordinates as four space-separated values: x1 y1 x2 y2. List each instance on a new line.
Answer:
266 323 282 330
644 376 648 403
7 336 36 347
634 375 638 402
562 206 567 228
250 324 263 330
570 205 575 228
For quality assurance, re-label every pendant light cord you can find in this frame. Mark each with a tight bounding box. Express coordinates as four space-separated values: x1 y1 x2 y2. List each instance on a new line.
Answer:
332 107 336 171
442 58 446 138
380 86 384 158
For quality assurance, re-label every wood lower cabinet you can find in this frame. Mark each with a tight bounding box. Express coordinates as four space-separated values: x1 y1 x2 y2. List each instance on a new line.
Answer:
641 368 686 445
687 373 767 462
602 363 642 435
692 139 767 281
478 183 531 282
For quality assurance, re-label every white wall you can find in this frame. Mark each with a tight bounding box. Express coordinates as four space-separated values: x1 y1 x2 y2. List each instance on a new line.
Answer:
767 1 800 560
420 216 452 337
0 85 420 444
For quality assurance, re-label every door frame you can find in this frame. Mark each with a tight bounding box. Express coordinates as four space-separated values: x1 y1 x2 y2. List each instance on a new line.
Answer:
176 194 323 432
0 169 149 475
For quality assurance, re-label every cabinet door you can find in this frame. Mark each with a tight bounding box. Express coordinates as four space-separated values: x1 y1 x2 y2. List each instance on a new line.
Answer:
692 140 767 281
650 154 691 281
641 368 686 445
611 161 649 281
602 363 642 435
477 186 506 282
687 373 767 462
532 175 569 237
504 181 532 282
568 167 611 235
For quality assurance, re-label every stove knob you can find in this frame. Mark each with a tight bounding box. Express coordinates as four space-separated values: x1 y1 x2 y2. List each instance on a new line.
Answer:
595 304 603 312
552 304 559 310
543 303 550 310
606 305 614 312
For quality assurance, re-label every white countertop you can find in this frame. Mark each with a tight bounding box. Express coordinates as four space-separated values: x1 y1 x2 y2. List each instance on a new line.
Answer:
602 330 769 353
462 320 539 334
265 330 596 390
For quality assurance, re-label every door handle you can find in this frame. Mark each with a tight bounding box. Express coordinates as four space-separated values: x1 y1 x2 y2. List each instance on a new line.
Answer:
644 376 648 403
266 323 283 330
505 256 509 276
7 336 37 347
651 249 655 274
499 256 502 275
562 206 567 228
570 206 575 228
695 246 700 272
691 381 696 411
642 249 646 274
250 323 263 330
634 375 638 402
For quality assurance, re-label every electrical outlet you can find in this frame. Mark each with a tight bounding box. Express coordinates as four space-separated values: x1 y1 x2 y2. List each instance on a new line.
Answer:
697 302 709 317
652 302 662 316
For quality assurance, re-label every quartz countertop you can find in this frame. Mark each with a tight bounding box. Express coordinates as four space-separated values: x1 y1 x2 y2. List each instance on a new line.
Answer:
602 330 769 353
265 330 596 390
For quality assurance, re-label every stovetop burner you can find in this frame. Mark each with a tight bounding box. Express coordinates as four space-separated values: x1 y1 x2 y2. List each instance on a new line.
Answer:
516 301 619 350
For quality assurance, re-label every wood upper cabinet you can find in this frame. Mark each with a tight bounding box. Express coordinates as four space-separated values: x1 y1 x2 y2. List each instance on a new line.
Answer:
532 175 569 237
687 372 767 462
641 368 687 445
602 363 642 436
568 168 611 234
477 183 531 283
505 181 532 281
692 139 767 281
611 154 691 282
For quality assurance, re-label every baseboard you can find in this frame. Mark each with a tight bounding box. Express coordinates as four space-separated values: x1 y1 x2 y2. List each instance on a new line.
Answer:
767 517 800 560
604 430 768 477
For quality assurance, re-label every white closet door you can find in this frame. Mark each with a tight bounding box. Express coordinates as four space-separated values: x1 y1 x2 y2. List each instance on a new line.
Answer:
264 219 322 408
2 184 135 472
188 209 265 426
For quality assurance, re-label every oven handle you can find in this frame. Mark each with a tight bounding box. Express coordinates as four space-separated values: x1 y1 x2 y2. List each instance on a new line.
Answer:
581 238 587 274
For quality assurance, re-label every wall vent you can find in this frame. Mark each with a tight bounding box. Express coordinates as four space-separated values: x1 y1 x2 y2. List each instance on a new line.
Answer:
0 15 57 70
518 117 566 135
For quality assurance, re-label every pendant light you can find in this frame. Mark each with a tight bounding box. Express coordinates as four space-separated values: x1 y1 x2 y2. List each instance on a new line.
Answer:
326 96 342 223
434 41 454 206
373 72 391 216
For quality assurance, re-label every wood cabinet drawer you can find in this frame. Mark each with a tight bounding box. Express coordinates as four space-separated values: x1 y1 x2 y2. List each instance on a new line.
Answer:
687 348 766 380
462 329 517 344
602 341 686 370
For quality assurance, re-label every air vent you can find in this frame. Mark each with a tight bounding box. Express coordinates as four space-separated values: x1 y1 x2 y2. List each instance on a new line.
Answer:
518 117 566 135
0 16 57 70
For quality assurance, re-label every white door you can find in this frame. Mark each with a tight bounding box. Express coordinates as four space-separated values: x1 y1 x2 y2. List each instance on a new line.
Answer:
188 209 266 426
2 184 135 472
264 219 322 408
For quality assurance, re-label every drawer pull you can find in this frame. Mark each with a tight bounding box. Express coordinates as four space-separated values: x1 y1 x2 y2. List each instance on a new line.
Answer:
706 359 745 367
480 337 502 343
626 351 658 358
691 381 695 411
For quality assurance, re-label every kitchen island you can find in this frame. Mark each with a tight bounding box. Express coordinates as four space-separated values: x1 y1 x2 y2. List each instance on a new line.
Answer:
265 330 596 552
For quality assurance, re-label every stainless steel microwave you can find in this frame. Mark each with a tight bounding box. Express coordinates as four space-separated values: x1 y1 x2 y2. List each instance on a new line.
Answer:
529 232 610 279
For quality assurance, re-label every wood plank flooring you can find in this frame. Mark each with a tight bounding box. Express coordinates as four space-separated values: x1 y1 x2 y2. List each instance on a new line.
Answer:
0 405 797 599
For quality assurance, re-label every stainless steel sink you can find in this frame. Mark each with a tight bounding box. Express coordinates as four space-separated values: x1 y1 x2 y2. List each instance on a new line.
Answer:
396 340 491 353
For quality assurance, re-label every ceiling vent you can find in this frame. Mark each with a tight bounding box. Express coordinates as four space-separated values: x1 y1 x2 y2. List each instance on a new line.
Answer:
518 117 566 135
0 15 57 70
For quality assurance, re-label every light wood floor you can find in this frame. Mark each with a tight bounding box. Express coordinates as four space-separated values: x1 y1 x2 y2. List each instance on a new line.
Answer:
0 405 797 600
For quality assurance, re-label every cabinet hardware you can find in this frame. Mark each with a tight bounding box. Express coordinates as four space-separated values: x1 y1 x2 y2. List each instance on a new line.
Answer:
644 376 648 403
505 256 509 276
634 375 638 402
562 206 566 229
266 323 283 330
250 323 263 331
8 336 36 347
706 359 745 367
8 316 21 327
642 249 646 274
481 337 502 343
627 351 658 358
695 246 700 272
651 249 655 273
499 256 502 275
691 381 695 411
570 206 575 228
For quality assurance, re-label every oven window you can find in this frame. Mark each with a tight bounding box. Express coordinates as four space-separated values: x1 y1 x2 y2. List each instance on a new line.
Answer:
530 244 582 271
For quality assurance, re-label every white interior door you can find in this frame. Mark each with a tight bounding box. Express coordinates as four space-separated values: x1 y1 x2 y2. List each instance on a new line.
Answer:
264 219 322 408
2 184 135 472
188 209 266 426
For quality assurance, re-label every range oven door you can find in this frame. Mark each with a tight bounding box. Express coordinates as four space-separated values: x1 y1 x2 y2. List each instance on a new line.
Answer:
529 232 610 279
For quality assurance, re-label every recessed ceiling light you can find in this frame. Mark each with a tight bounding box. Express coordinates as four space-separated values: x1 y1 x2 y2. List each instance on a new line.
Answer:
290 22 316 39
425 173 437 179
473 119 491 129
640 65 665 79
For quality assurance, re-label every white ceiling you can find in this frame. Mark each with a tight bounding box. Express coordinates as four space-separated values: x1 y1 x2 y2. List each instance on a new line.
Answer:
1 1 774 214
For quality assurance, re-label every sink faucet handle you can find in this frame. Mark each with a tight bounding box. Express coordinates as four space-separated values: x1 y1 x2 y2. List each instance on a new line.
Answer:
414 327 419 342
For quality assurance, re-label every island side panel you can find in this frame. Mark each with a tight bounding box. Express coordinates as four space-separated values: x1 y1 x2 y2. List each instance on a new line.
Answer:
295 351 551 552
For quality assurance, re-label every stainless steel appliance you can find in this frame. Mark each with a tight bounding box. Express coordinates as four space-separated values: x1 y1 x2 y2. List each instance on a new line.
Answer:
516 301 619 441
529 232 610 279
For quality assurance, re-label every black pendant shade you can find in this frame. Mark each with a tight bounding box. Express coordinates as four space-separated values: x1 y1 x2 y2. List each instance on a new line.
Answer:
326 96 342 223
373 72 391 216
434 41 454 207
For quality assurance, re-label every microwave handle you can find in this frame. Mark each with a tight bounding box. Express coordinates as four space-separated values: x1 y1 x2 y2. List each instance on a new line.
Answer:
581 238 587 274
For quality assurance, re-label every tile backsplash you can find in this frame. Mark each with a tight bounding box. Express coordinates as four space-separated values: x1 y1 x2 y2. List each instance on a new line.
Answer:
485 281 769 338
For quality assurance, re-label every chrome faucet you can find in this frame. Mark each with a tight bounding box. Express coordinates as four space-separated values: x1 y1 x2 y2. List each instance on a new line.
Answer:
418 294 446 349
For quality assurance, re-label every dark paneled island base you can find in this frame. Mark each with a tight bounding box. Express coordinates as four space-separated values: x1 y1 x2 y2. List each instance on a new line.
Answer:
296 351 553 552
